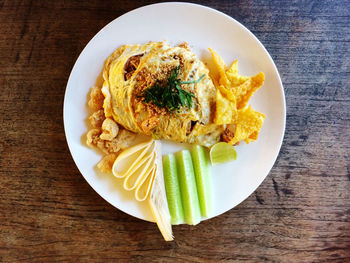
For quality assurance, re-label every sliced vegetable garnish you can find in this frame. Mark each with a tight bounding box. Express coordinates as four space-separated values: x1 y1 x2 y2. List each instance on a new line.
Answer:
149 165 173 241
163 154 184 225
209 142 237 165
175 150 201 225
191 145 212 218
112 139 173 240
149 141 173 241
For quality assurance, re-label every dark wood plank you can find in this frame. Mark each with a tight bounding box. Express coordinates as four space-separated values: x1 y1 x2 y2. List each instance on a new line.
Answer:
0 0 349 262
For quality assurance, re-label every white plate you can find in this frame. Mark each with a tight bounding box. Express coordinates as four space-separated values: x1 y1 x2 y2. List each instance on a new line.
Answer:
64 2 286 222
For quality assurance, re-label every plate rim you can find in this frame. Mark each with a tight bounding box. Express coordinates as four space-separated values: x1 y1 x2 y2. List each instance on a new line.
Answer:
63 2 286 222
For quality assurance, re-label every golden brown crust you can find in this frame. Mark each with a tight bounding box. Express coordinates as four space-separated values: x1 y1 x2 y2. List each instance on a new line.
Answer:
97 153 118 173
88 86 104 111
100 118 119 141
86 84 140 172
89 109 105 128
87 126 137 155
222 124 235 143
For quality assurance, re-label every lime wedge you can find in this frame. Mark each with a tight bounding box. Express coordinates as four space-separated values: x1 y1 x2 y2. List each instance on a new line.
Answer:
209 142 237 165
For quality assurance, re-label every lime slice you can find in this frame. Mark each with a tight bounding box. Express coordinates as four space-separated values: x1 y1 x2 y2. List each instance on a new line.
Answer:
163 154 184 225
209 142 237 165
191 145 212 218
175 150 201 225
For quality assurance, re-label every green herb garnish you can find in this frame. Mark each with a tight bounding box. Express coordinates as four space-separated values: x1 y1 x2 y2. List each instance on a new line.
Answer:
139 66 205 113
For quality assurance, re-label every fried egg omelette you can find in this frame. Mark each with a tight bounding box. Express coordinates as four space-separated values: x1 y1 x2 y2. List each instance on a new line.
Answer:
99 41 265 147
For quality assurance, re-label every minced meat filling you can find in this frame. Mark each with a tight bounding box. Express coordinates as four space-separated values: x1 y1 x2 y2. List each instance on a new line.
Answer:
124 54 143 81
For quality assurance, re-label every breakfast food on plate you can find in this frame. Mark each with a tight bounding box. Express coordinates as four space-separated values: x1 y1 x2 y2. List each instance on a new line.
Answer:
101 41 220 146
84 41 266 240
86 41 265 173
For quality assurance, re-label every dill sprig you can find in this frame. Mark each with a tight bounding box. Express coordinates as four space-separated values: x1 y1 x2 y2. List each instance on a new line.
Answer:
139 66 205 113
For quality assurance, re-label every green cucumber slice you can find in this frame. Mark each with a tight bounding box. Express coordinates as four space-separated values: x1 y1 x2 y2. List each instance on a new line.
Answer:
191 145 212 218
162 154 184 225
175 150 201 225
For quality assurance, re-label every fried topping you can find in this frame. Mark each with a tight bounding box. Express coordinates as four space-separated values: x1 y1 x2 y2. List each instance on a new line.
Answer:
97 153 118 173
88 86 104 111
100 118 119 141
89 109 105 128
222 124 236 144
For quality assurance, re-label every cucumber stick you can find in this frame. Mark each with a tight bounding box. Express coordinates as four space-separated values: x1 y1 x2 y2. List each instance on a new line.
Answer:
191 145 212 218
175 150 201 225
162 154 184 225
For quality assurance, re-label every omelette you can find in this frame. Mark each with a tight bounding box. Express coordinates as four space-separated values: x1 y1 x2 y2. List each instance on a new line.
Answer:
98 41 265 147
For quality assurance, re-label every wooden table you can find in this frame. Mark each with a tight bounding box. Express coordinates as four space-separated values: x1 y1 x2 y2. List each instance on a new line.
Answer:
1 1 349 262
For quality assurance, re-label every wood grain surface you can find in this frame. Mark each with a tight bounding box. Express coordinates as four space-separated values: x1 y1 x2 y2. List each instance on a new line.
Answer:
0 0 349 262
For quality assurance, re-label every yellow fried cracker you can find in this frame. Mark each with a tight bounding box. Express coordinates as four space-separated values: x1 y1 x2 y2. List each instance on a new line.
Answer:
246 131 259 143
228 105 265 145
217 85 236 102
209 51 265 110
226 60 238 75
225 60 265 109
208 48 229 86
214 89 237 125
225 71 264 110
233 72 265 109
225 60 250 86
